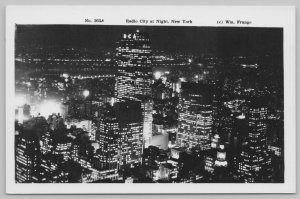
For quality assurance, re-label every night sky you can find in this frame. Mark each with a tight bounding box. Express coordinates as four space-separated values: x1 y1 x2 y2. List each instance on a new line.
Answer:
15 25 283 57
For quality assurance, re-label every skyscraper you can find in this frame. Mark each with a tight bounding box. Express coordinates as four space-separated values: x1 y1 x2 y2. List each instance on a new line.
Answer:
95 101 144 174
178 82 213 150
140 97 153 148
115 30 153 148
15 133 40 183
115 30 152 100
97 106 119 171
238 103 271 182
114 100 144 168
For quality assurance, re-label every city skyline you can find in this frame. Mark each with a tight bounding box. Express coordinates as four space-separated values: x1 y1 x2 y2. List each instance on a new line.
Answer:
16 25 283 58
14 25 284 184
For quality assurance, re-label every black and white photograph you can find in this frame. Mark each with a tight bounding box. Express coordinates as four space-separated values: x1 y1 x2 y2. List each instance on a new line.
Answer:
6 6 295 194
13 24 285 184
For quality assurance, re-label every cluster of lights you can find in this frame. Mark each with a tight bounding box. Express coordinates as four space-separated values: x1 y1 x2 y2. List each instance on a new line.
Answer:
38 101 62 117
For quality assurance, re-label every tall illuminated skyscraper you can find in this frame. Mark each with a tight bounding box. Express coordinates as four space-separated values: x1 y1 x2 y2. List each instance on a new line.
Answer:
97 106 119 171
178 83 213 150
140 97 153 148
15 133 39 183
238 103 271 182
115 30 152 100
114 100 144 168
115 30 153 148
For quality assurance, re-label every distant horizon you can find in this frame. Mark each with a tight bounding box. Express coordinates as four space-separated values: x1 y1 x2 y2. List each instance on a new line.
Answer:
15 25 283 58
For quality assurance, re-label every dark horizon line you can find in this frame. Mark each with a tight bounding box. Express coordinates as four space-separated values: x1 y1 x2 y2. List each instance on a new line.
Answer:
15 25 283 57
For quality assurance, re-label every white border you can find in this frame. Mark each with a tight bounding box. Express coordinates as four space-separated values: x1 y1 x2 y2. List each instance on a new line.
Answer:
6 6 296 194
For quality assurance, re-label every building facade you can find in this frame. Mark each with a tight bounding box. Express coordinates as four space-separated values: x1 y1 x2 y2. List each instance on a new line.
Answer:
238 104 271 182
178 83 213 150
115 30 152 100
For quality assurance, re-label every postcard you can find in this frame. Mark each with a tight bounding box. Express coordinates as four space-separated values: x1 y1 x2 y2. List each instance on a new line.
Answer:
6 6 295 194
